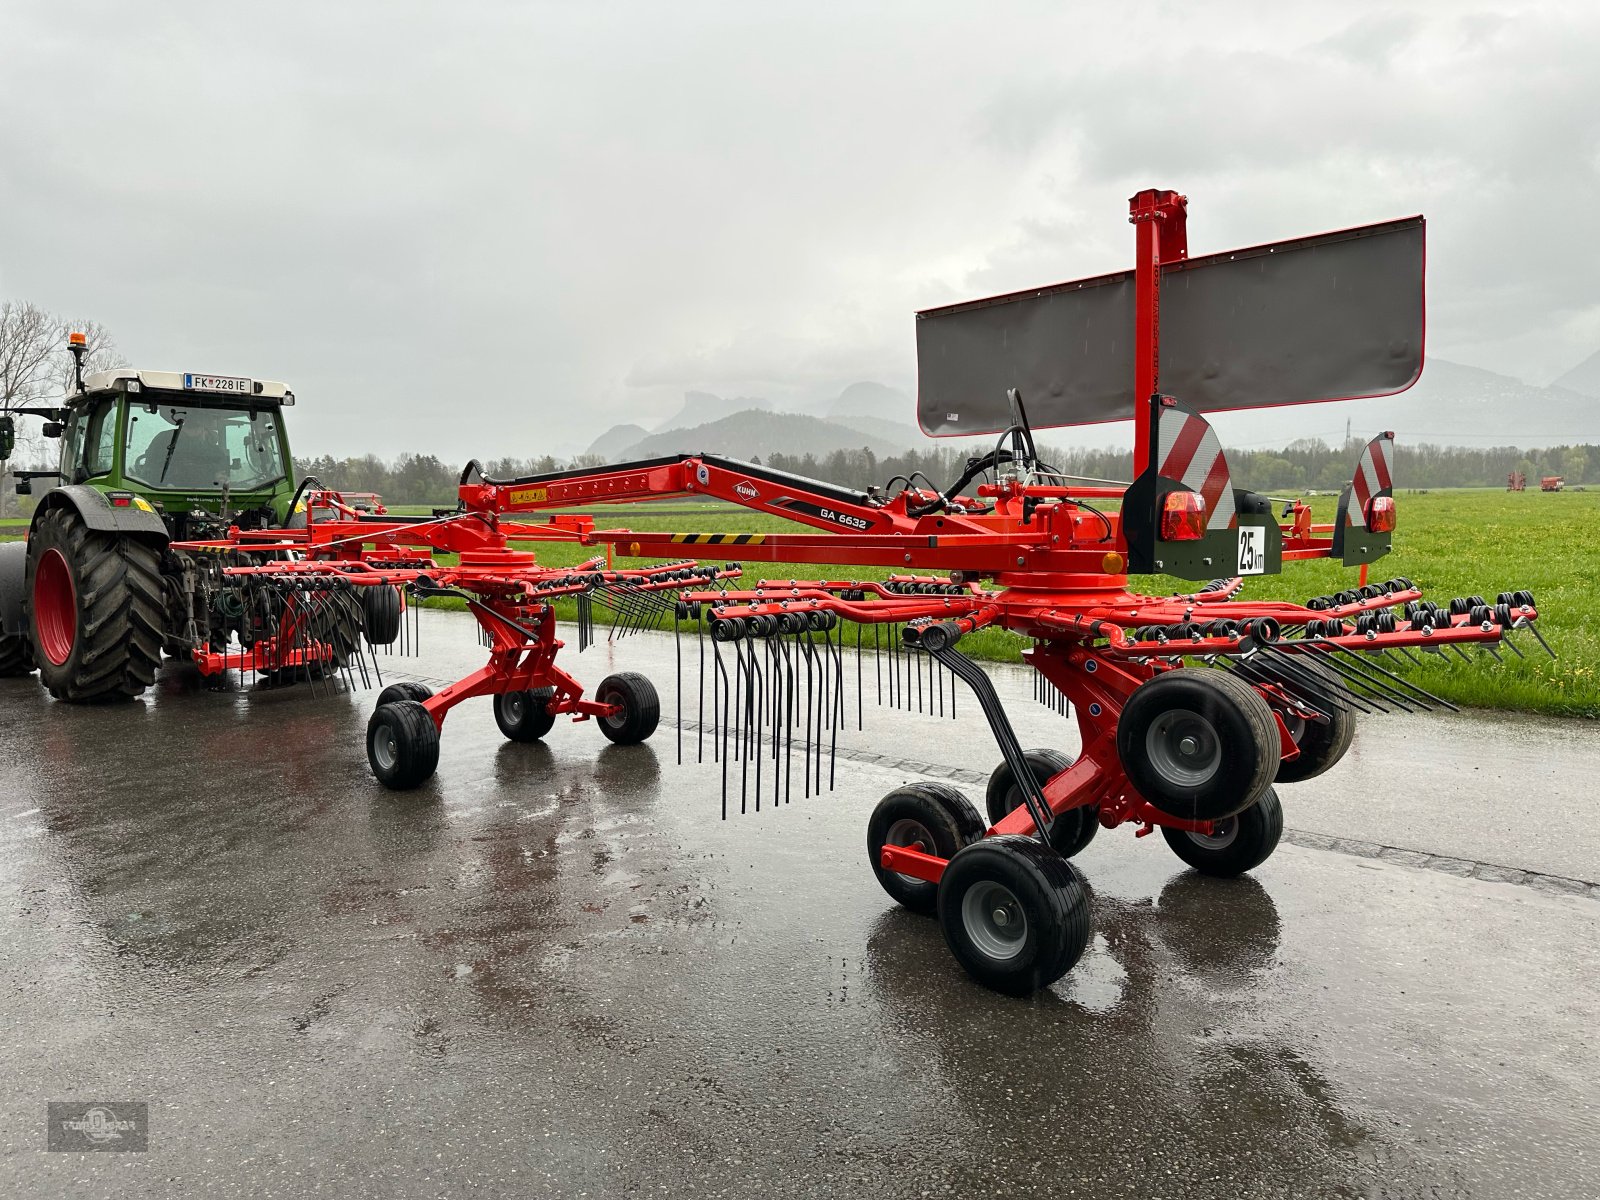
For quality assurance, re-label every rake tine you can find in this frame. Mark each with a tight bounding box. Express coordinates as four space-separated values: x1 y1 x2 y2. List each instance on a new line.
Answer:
1269 645 1402 713
697 609 706 764
1226 654 1332 716
873 622 883 708
1479 644 1504 664
783 632 795 805
1231 652 1370 717
1240 646 1366 716
675 604 683 766
1519 619 1556 658
855 621 864 732
1308 638 1458 712
1498 629 1526 659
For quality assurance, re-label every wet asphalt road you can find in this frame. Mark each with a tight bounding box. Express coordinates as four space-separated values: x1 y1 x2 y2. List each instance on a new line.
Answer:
1 609 1597 1199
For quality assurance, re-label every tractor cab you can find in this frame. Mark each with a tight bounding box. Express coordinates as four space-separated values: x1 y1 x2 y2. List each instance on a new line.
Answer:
45 363 299 539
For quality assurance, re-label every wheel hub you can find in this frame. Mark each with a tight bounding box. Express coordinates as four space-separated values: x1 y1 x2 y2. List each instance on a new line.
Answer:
33 547 77 667
373 726 398 771
885 817 935 886
962 880 1027 961
1145 707 1222 788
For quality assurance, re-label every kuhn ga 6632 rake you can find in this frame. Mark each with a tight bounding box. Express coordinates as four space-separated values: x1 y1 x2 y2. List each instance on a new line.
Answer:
418 189 1551 995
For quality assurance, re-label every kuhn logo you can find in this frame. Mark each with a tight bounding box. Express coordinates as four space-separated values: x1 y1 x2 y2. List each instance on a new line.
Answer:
734 481 760 502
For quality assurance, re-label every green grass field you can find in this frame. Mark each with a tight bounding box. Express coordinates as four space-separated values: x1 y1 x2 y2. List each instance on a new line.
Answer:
4 490 1595 716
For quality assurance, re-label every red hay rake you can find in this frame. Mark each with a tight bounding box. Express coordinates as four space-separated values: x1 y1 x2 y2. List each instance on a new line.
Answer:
199 189 1551 995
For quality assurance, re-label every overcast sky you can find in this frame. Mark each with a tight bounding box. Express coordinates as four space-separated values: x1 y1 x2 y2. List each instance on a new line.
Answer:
3 1 1597 461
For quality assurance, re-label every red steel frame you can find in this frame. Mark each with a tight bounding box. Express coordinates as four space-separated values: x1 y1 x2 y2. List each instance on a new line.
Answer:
179 187 1538 858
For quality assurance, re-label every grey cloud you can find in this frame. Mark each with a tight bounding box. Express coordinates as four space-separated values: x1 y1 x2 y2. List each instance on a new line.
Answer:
2 1 1597 462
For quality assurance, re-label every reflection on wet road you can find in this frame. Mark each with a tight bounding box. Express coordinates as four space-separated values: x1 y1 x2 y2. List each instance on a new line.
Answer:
1 611 1595 1197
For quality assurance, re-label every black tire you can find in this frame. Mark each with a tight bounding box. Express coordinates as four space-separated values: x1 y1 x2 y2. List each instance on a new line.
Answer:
366 700 441 789
362 584 404 646
0 632 34 677
376 681 433 708
1264 658 1357 783
1161 785 1284 876
25 506 164 702
867 782 987 914
936 835 1093 996
1116 669 1279 821
494 687 557 743
595 672 659 745
985 748 1099 857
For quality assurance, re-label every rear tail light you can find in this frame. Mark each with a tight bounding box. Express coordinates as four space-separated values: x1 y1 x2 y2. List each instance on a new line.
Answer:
1160 491 1207 541
1366 495 1396 533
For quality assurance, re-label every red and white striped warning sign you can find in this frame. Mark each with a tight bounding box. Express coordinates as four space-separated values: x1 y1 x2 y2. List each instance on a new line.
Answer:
1157 407 1236 530
1346 433 1394 530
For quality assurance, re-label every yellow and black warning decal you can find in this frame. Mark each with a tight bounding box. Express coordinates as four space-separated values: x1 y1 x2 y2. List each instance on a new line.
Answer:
508 486 549 505
668 533 767 545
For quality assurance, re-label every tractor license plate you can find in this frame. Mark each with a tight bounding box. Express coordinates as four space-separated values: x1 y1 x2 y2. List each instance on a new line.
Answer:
1237 526 1266 575
182 373 253 395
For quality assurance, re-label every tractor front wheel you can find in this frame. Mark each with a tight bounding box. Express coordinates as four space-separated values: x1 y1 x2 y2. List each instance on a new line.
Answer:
595 673 659 745
25 506 164 702
367 700 441 789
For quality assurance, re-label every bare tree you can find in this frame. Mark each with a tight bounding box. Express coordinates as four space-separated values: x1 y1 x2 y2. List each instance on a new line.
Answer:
53 318 125 395
0 301 59 410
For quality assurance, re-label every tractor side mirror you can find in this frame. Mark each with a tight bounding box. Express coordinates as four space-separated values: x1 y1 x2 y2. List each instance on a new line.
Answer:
14 477 32 496
42 421 64 438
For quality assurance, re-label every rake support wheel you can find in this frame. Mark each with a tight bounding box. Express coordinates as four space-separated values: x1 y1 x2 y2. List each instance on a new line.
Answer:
376 681 433 708
1266 658 1357 784
936 835 1092 996
25 506 164 703
985 748 1098 857
1162 785 1285 876
367 700 441 790
494 687 557 743
867 781 986 914
1116 669 1278 822
595 672 659 745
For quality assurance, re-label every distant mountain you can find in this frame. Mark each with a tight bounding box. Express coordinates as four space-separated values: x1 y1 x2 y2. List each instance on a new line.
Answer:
828 380 910 421
653 390 774 435
586 423 648 460
616 410 905 462
1206 358 1600 448
1551 348 1600 399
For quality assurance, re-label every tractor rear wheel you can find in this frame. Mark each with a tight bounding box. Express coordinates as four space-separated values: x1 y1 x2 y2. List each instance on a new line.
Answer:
985 748 1098 857
367 700 440 789
595 672 659 745
25 506 164 702
1161 786 1284 876
867 781 986 914
494 687 557 742
936 835 1092 996
0 632 34 677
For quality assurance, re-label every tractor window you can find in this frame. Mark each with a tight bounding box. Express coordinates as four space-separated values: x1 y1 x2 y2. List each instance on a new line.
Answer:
124 403 286 491
83 400 118 477
59 399 117 482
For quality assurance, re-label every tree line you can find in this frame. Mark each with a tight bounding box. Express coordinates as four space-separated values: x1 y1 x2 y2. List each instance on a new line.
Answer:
292 438 1599 507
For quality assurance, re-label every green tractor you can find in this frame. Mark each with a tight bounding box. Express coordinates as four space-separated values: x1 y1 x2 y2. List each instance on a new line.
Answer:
0 335 388 700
